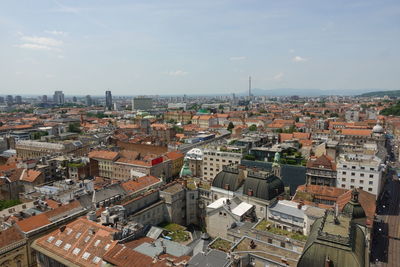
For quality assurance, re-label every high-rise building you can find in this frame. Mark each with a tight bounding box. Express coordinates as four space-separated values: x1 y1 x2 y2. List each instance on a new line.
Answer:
15 95 22 104
6 95 13 105
0 97 4 104
42 95 48 103
105 90 112 110
53 91 65 105
72 96 77 102
132 96 153 110
86 95 92 106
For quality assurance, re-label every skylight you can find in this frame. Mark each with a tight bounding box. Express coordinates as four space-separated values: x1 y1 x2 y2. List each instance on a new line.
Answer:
55 240 63 247
82 252 91 260
92 256 101 263
72 248 81 255
63 243 71 251
47 236 55 243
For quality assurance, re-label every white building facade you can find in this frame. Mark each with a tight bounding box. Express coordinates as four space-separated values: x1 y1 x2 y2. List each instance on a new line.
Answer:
336 153 385 197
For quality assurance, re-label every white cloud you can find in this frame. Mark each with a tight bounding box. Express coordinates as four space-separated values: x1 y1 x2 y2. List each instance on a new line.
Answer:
292 56 308 62
273 72 284 81
15 43 53 50
229 56 246 61
16 34 63 52
21 36 63 47
166 70 188 76
45 30 68 36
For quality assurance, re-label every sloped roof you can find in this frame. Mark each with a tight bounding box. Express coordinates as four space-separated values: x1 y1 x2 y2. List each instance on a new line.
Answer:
33 217 118 267
16 213 51 232
242 173 284 201
306 155 336 171
88 150 119 161
0 225 25 249
121 176 161 193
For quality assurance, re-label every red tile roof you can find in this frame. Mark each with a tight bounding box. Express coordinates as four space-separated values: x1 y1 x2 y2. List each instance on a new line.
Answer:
121 176 161 194
16 213 51 232
34 217 118 267
0 225 25 249
89 150 119 161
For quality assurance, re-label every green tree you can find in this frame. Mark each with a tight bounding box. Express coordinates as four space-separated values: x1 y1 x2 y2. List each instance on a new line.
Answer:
248 124 257 131
330 112 339 117
227 122 234 132
244 154 255 161
68 122 82 133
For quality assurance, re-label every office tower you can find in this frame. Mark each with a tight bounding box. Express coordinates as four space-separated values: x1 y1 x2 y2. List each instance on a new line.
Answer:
132 96 153 111
53 91 65 105
15 95 22 104
6 95 13 105
72 96 77 102
86 95 93 106
105 90 112 110
42 95 48 103
0 97 4 104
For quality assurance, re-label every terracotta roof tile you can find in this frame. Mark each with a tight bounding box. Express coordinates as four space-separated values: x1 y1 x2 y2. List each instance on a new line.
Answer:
0 226 25 249
89 150 119 161
16 213 51 233
121 176 161 193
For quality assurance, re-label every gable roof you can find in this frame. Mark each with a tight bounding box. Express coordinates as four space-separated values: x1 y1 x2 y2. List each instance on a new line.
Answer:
121 176 161 194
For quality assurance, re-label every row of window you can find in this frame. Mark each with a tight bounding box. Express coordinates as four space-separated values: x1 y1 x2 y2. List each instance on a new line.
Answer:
342 165 375 171
342 171 375 178
341 178 373 185
340 184 373 192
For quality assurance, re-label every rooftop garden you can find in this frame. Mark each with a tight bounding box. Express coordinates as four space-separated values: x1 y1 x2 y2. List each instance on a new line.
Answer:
160 223 190 242
209 238 233 252
67 162 85 168
255 219 308 242
0 199 22 211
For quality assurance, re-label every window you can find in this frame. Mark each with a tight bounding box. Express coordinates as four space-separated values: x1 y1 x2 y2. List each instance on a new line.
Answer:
361 166 365 170
351 179 355 183
82 252 91 260
351 172 355 176
268 238 272 244
92 257 101 264
360 173 364 177
281 242 286 248
370 168 375 171
368 188 373 192
369 181 373 185
64 243 71 251
350 185 354 189
342 171 347 175
369 174 374 178
360 180 364 184
352 166 356 169
359 186 363 190
72 248 81 255
342 178 346 182
55 240 62 247
343 165 347 168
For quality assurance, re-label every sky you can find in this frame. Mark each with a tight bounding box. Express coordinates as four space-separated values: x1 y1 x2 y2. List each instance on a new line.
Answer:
0 0 399 96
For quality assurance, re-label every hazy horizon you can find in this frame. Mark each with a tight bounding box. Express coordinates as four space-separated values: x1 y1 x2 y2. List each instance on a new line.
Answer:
1 0 399 95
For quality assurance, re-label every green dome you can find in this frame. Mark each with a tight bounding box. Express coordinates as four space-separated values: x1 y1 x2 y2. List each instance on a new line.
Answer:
343 190 366 220
179 158 192 177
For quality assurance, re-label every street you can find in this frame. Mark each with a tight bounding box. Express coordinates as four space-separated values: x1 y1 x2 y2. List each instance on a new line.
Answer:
371 136 400 266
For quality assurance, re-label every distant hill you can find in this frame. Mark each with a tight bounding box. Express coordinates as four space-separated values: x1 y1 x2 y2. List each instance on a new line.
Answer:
358 90 400 97
245 88 382 97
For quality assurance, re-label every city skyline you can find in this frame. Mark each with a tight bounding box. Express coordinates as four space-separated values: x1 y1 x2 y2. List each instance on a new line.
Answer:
0 0 399 95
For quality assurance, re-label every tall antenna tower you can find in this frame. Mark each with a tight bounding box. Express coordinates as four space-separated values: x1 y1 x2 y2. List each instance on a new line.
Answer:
248 76 252 97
